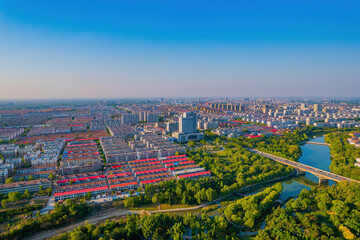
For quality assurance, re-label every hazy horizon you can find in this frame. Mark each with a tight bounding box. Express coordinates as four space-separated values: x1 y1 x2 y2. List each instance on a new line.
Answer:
1 0 360 99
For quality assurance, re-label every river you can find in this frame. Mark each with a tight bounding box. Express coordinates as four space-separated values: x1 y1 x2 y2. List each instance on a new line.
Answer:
243 136 333 201
177 136 334 218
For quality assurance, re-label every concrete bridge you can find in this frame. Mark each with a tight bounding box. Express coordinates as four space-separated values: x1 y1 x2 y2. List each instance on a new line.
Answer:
250 149 360 185
306 142 330 146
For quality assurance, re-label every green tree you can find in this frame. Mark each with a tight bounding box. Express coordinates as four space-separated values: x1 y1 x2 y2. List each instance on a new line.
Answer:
188 141 196 148
8 192 22 202
5 177 15 184
47 186 53 196
1 199 8 209
24 189 31 199
86 192 91 199
48 173 56 181
168 222 185 240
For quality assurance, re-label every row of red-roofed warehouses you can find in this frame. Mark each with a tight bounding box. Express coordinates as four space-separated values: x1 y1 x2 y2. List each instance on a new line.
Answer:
54 155 211 201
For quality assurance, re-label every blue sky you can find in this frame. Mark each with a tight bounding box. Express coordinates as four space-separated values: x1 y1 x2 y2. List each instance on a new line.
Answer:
0 0 359 99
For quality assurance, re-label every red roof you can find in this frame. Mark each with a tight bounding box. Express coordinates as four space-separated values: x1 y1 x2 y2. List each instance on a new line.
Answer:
67 143 97 147
131 158 157 163
110 181 138 189
76 138 99 141
107 172 132 178
56 175 105 184
111 165 122 169
54 186 108 197
141 179 162 184
178 171 211 179
135 168 168 175
133 161 161 165
162 158 188 163
166 155 186 159
69 124 84 127
179 160 194 165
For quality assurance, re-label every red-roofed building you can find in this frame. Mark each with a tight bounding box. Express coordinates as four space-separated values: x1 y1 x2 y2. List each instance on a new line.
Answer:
54 186 108 201
109 181 138 191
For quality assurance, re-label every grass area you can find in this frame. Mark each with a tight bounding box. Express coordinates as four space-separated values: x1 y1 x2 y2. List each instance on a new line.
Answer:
215 149 227 157
4 198 48 210
131 203 197 211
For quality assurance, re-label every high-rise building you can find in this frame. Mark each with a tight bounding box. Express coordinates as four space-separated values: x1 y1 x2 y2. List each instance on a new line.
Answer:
147 112 159 123
166 122 178 133
300 103 306 110
139 111 147 122
306 117 316 126
262 105 269 114
121 114 139 125
313 104 322 112
179 112 197 134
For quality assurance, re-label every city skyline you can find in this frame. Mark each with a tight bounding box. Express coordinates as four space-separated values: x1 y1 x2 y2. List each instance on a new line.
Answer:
1 0 360 99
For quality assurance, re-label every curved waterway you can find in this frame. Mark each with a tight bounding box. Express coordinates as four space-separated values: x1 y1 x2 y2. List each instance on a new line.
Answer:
175 136 334 219
298 136 335 185
244 136 333 201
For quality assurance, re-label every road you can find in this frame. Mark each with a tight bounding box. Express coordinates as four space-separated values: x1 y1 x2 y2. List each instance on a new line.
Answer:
29 209 133 240
250 148 360 184
29 170 299 240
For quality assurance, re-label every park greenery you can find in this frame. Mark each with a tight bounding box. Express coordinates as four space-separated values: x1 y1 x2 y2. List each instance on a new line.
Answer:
234 129 308 161
51 212 238 240
1 199 91 240
224 183 282 229
123 177 218 207
123 138 294 208
257 181 360 240
325 132 360 181
189 140 293 193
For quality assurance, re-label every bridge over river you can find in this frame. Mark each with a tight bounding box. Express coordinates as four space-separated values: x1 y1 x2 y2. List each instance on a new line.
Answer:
306 142 330 146
250 149 360 185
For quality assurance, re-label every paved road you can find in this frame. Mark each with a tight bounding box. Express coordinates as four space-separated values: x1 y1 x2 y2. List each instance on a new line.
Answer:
26 162 298 240
29 209 133 240
250 148 360 184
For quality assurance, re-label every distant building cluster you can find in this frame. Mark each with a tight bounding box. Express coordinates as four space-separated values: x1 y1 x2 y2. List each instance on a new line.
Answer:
0 127 24 141
0 139 63 184
0 97 359 204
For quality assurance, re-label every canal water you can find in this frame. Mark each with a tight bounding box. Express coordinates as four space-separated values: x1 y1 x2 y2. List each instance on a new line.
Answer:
174 136 333 218
298 136 335 185
243 136 333 202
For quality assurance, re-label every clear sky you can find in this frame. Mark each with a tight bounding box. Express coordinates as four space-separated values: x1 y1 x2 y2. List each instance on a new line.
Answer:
0 0 359 99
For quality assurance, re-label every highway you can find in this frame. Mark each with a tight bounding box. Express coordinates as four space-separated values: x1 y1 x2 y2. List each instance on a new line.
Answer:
249 148 360 184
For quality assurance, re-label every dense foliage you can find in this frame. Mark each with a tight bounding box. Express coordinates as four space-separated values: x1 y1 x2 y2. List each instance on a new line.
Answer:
325 132 360 181
257 181 360 240
224 183 282 229
123 177 218 207
188 142 293 197
124 142 293 208
1 199 91 240
51 212 238 240
236 130 308 161
0 203 42 223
